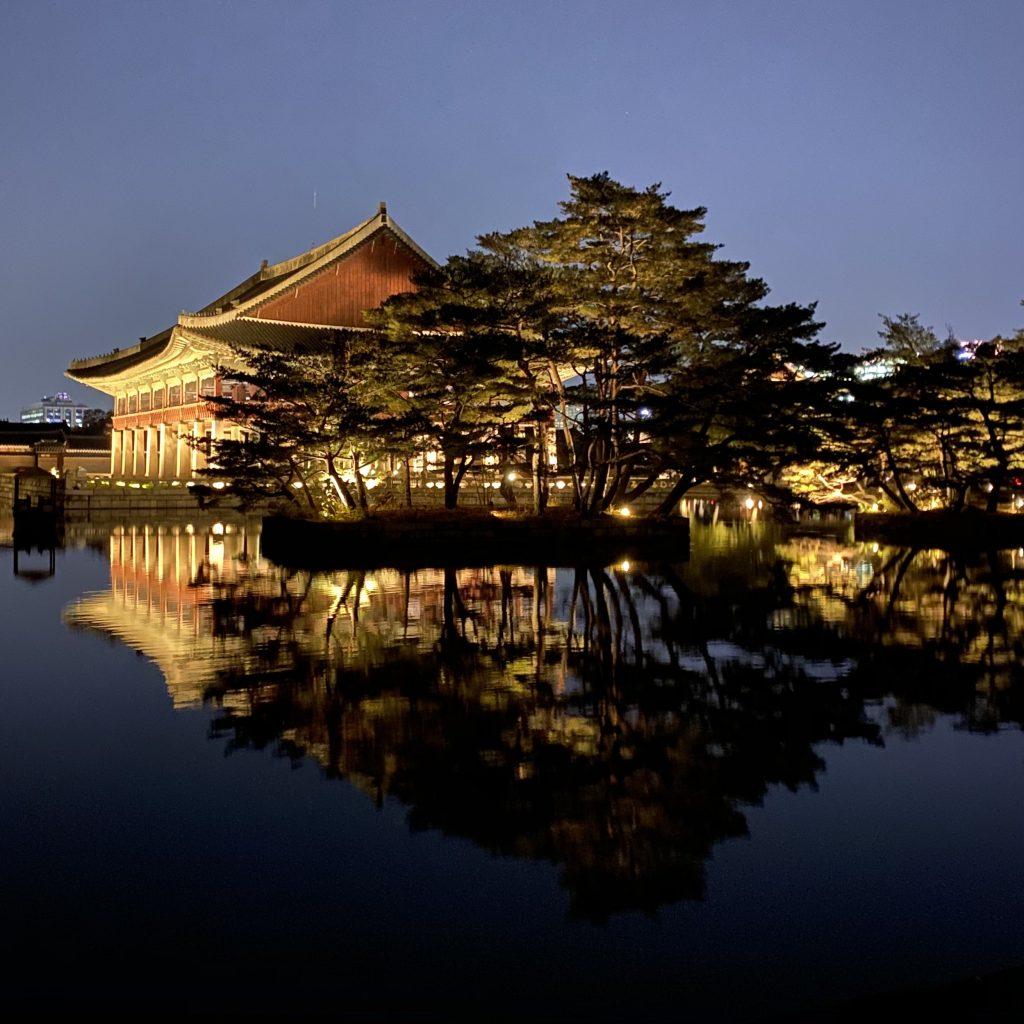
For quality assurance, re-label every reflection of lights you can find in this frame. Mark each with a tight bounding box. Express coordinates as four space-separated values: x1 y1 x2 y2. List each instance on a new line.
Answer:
744 497 755 510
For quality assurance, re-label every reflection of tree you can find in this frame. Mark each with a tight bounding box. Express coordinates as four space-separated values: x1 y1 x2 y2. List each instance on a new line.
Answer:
202 557 882 920
63 522 1024 919
776 538 1024 732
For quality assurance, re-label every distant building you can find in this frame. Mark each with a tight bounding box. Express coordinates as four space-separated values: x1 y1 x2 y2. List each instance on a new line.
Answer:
20 392 106 429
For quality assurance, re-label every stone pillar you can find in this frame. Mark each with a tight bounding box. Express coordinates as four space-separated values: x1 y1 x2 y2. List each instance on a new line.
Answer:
208 418 219 473
191 419 202 475
144 428 156 479
157 424 167 480
111 429 122 478
175 424 187 480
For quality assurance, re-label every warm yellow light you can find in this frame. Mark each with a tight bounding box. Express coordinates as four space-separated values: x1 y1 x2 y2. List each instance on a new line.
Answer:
616 506 632 517
211 522 225 536
619 560 631 572
129 482 141 489
555 480 567 490
292 480 304 489
211 480 226 490
906 482 917 492
744 497 755 510
506 471 518 482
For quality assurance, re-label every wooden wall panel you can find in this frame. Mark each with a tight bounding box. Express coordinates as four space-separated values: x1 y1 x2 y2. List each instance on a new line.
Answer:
252 233 426 327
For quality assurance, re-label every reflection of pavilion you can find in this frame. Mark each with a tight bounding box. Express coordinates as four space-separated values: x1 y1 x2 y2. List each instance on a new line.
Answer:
64 522 269 705
63 522 561 706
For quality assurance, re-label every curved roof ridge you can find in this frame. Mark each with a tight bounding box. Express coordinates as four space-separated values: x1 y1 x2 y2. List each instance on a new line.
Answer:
193 211 380 317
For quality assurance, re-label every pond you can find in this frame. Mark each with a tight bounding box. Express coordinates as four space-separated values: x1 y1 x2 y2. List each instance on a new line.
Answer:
3 517 1024 1019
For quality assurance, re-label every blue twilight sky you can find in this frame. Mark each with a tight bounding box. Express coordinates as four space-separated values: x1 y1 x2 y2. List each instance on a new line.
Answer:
0 0 1021 417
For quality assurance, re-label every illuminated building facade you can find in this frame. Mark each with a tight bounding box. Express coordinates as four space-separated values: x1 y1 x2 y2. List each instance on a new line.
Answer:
65 205 435 481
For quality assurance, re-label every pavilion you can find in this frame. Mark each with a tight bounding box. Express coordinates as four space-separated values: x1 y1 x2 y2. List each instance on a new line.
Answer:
66 204 434 481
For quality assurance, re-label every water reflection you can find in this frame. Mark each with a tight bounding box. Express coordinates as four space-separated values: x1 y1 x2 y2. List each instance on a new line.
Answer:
61 521 1024 919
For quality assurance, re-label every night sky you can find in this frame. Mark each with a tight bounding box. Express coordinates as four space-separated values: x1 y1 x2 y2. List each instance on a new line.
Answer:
1 0 1021 417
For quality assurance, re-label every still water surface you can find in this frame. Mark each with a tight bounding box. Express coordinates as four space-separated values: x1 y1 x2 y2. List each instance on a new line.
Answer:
3 518 1024 1019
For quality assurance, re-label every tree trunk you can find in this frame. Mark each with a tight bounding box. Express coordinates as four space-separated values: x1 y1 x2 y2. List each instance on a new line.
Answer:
352 452 369 511
532 422 548 515
654 475 695 518
986 468 1005 514
443 452 458 510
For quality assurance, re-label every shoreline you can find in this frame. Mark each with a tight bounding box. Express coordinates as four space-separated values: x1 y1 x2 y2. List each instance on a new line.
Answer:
260 510 690 569
856 509 1024 548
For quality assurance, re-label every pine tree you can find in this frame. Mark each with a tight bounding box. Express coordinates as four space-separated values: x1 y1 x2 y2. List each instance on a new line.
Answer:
368 264 532 510
198 335 383 517
502 172 835 516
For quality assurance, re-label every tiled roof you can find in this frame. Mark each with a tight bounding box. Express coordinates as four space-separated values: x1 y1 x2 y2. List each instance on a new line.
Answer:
67 205 432 383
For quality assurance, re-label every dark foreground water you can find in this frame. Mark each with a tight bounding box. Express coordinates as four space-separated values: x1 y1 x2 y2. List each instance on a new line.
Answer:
3 517 1024 1020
